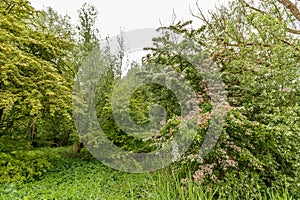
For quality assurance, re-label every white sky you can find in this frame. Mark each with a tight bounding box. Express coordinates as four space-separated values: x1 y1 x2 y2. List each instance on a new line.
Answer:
29 0 227 76
29 0 226 37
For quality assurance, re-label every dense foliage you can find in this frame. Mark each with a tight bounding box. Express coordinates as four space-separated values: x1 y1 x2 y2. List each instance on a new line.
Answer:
0 0 76 150
141 0 300 196
0 147 295 199
1 0 300 199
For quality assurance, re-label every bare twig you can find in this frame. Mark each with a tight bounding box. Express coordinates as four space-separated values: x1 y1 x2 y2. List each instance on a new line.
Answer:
244 2 267 14
190 1 210 25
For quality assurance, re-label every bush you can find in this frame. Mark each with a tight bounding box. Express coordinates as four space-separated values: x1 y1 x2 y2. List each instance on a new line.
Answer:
0 149 60 184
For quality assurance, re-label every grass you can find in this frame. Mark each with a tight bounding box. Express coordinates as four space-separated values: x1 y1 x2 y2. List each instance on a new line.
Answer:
147 170 296 200
0 147 296 199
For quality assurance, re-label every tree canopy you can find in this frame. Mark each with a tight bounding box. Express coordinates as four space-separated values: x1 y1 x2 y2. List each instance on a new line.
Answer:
0 0 75 150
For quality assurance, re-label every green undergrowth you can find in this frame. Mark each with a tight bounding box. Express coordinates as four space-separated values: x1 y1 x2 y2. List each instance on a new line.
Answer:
0 147 151 199
0 147 296 199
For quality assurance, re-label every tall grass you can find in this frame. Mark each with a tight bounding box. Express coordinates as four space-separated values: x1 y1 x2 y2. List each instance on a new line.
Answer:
144 168 295 200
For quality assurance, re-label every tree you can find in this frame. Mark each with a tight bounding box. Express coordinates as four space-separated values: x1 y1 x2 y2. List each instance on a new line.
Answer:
0 0 75 150
72 2 100 73
144 0 300 196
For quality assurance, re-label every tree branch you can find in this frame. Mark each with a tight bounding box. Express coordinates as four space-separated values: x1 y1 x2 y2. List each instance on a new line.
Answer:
278 0 300 21
278 38 300 51
244 2 267 14
287 27 300 34
245 0 300 34
5 3 16 15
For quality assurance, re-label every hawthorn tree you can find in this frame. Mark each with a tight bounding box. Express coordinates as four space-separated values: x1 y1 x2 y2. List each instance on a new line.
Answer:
144 0 300 196
198 0 299 193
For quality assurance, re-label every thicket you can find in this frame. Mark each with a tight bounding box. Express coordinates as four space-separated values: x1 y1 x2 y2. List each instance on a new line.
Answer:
1 0 299 198
94 0 300 197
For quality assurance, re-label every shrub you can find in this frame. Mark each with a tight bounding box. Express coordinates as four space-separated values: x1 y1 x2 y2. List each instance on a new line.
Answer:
0 149 59 184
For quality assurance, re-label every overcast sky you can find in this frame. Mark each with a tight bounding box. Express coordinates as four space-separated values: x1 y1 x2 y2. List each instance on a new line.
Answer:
29 0 227 75
29 0 226 37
